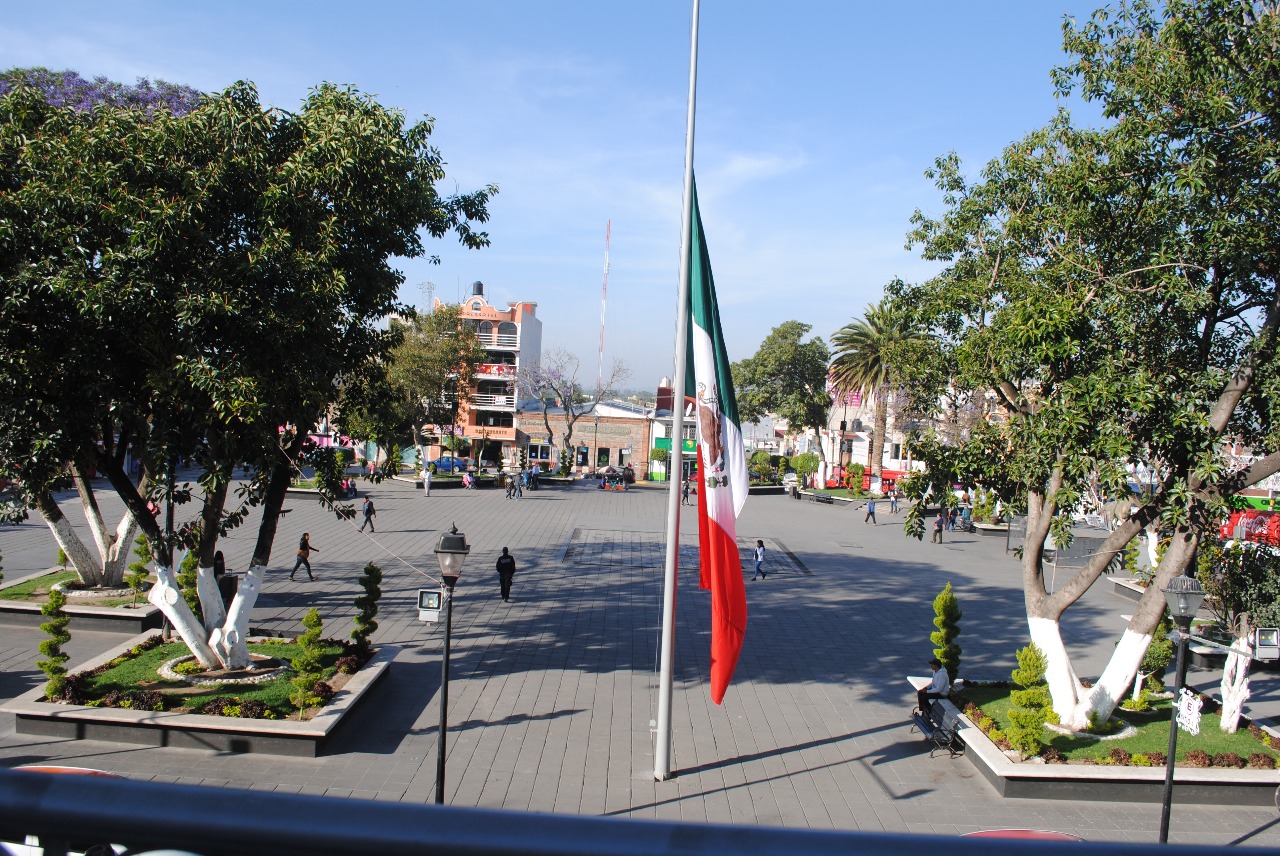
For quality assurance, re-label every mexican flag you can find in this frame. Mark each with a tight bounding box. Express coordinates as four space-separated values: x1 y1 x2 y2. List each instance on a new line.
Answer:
686 179 749 704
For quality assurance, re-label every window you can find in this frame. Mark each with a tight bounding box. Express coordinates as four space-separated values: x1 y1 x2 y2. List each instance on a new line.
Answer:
596 447 610 467
891 443 902 460
478 321 493 336
497 321 517 337
529 443 551 461
575 447 589 466
471 301 483 312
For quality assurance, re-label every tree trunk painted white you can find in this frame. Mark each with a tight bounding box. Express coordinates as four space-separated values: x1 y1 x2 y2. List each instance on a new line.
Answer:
1030 618 1156 730
148 566 220 669
212 565 264 670
44 514 102 586
1086 627 1154 723
1221 619 1253 734
100 512 139 587
38 491 139 588
153 564 266 672
1028 616 1083 726
195 566 227 637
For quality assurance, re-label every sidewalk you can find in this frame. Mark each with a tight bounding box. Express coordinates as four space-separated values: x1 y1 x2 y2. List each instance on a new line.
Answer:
1 478 1277 846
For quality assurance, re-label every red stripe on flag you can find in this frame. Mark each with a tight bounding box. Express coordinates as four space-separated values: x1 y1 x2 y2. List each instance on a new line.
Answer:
696 447 747 704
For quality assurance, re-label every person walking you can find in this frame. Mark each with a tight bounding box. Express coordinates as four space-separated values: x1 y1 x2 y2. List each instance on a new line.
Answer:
889 488 899 514
681 478 691 506
932 509 946 544
422 468 431 497
359 496 377 533
751 539 767 580
290 533 318 581
496 547 517 602
864 498 877 525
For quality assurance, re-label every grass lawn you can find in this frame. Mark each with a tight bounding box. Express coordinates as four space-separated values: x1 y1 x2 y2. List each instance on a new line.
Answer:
962 685 1279 763
1 570 80 600
84 638 346 718
810 487 868 498
0 569 150 608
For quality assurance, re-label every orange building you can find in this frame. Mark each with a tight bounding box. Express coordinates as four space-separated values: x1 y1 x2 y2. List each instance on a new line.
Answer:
434 281 542 468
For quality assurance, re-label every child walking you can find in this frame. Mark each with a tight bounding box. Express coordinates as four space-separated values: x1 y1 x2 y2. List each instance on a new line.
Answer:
751 539 767 580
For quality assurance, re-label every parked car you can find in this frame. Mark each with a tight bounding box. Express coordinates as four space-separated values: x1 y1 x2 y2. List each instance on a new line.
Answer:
433 456 469 474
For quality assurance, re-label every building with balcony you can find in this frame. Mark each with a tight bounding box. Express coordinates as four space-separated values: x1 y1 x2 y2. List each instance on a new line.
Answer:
434 281 542 469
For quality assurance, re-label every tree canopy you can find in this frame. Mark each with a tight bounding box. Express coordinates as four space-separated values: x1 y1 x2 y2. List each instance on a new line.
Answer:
0 71 496 573
732 321 831 454
893 0 1280 727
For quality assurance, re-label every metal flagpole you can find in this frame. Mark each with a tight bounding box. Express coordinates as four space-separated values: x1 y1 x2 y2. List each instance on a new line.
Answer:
655 0 699 783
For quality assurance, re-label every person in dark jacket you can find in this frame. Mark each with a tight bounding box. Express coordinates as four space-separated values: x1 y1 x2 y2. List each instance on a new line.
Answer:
290 533 318 581
496 547 517 602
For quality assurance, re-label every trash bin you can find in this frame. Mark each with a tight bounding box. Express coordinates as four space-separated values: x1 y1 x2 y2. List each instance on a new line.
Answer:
217 574 238 611
790 485 800 500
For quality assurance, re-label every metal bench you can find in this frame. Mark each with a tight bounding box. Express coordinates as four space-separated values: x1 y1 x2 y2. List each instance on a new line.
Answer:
810 493 834 505
910 701 964 758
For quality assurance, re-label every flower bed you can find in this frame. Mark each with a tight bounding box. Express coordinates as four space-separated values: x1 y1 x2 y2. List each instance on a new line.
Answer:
47 633 372 721
959 683 1277 769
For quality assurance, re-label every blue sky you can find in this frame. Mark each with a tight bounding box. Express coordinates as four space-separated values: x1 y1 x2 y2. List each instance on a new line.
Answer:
4 1 1105 388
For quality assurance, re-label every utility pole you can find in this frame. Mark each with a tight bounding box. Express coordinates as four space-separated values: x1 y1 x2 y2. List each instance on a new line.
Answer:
418 281 436 314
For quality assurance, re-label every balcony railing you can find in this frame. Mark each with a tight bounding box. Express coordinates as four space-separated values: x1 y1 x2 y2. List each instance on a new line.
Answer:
0 770 1235 856
472 393 515 409
477 363 518 379
480 333 519 350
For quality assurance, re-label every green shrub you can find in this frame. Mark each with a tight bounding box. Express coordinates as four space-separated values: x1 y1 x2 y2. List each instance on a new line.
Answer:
290 609 326 718
126 535 151 606
173 660 204 675
1007 643 1053 759
38 589 71 700
56 548 68 570
1132 753 1152 767
930 583 962 682
351 563 383 660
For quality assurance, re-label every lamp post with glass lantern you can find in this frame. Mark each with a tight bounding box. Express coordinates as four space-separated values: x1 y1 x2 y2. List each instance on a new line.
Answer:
1158 574 1206 844
433 524 470 805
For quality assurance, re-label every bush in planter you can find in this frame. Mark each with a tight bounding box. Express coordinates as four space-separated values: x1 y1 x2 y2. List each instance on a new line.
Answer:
1041 747 1065 764
351 562 383 661
1131 753 1153 767
1184 749 1212 767
1147 751 1167 766
1247 753 1277 769
1007 642 1054 759
38 589 71 700
177 550 202 623
290 609 326 718
1108 747 1132 765
126 534 151 606
930 582 962 683
1212 752 1246 769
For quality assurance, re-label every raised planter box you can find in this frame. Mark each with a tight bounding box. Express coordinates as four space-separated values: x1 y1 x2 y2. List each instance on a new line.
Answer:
1111 576 1147 602
973 523 1010 536
0 571 163 633
944 698 1279 805
1 632 396 758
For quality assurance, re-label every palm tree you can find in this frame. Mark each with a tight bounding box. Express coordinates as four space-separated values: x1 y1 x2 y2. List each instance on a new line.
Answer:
829 300 919 477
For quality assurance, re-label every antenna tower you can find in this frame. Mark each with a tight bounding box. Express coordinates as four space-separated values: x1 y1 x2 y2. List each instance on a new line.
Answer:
591 222 611 471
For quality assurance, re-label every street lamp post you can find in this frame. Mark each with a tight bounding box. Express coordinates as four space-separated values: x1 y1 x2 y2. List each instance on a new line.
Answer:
433 523 470 805
1158 574 1206 844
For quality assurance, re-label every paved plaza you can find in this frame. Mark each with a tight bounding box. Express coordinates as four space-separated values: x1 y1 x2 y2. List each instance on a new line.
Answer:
1 476 1278 847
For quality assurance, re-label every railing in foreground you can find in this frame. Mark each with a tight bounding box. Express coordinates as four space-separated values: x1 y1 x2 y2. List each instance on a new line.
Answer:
0 769 1272 856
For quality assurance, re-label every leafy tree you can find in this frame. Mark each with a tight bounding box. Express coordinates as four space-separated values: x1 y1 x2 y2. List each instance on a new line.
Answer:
341 305 484 469
930 582 962 683
1197 540 1280 732
830 297 926 476
37 588 70 700
518 346 630 464
894 0 1280 728
732 322 831 465
791 452 820 483
0 71 495 672
1007 643 1053 758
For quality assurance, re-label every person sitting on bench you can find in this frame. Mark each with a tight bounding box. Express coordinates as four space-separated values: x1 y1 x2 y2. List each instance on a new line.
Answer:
917 658 950 713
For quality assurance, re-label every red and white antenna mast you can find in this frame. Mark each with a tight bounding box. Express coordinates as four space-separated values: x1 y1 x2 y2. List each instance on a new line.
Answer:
591 221 611 470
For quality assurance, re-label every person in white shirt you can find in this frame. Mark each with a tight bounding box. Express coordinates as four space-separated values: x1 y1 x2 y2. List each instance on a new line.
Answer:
917 658 950 713
751 540 766 580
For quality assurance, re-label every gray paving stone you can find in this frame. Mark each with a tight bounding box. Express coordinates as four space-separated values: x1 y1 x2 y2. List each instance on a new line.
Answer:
2 477 1279 846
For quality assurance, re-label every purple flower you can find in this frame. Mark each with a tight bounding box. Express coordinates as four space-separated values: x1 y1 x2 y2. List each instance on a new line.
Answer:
0 67 203 116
